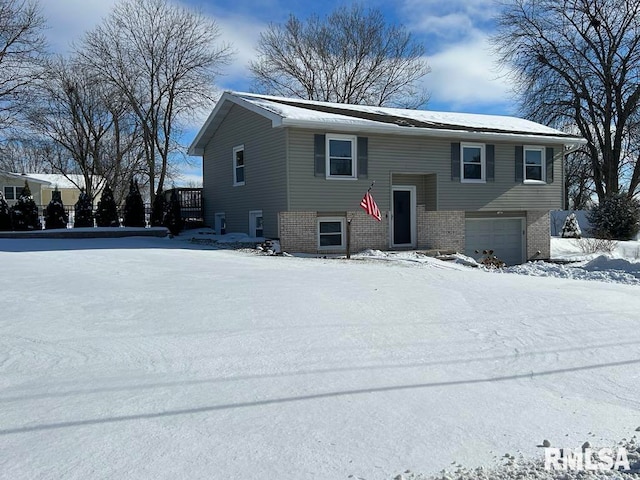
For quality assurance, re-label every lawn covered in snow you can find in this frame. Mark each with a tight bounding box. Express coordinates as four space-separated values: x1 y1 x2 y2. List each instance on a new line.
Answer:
0 235 639 479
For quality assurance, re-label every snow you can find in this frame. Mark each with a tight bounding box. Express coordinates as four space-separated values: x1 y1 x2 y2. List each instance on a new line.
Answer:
1 235 639 479
235 92 578 138
23 173 93 190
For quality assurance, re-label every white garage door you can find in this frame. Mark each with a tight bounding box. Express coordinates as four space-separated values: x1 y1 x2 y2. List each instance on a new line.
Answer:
465 218 525 266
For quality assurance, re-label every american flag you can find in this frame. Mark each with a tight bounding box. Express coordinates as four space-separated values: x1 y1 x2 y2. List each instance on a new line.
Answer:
360 191 381 222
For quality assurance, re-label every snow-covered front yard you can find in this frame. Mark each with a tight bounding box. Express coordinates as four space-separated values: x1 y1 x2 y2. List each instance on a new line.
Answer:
1 235 639 479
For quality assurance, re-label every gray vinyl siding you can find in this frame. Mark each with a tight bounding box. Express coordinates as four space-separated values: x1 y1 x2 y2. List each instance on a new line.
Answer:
287 129 563 212
425 174 438 211
202 104 287 237
391 173 437 210
438 143 564 211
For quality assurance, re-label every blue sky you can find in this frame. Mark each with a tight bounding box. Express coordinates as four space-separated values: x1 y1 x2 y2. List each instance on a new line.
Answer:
40 0 515 184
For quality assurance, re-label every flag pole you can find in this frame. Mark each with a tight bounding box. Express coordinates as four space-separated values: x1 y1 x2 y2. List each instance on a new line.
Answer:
349 181 377 260
346 218 351 259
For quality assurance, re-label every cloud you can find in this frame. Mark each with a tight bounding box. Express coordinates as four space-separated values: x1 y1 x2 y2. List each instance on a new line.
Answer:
40 0 118 54
214 14 266 91
400 0 499 40
171 165 203 187
424 33 516 113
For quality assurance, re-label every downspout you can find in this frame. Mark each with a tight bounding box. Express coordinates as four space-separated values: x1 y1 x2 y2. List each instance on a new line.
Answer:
562 144 584 210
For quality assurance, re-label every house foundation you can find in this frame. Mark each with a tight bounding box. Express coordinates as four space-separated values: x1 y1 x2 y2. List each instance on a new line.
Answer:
278 209 551 264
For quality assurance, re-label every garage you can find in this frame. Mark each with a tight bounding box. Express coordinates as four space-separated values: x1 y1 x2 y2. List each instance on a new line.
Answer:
465 218 525 266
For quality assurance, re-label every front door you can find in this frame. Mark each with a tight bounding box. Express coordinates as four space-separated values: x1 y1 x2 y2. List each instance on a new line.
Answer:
392 186 415 247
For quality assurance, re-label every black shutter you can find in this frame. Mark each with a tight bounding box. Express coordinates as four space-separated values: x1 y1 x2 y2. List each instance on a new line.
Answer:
486 144 495 182
357 137 368 178
546 147 554 183
451 142 461 181
314 134 325 177
515 146 524 183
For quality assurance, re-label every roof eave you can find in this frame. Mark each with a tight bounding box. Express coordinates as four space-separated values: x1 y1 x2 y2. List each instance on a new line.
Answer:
280 118 587 146
188 92 285 156
0 171 52 185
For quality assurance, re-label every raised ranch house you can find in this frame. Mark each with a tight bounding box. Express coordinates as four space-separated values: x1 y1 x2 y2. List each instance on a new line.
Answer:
189 92 586 265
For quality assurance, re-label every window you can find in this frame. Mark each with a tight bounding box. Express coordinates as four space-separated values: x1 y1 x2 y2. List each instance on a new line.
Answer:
326 135 356 179
249 210 263 238
214 213 226 235
461 143 485 182
524 146 545 182
3 186 23 200
318 217 346 249
233 145 245 186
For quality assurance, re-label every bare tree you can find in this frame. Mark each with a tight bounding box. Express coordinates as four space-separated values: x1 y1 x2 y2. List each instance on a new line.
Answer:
250 3 430 108
0 137 50 173
77 0 233 201
27 57 145 203
0 0 47 134
493 0 640 202
565 149 594 209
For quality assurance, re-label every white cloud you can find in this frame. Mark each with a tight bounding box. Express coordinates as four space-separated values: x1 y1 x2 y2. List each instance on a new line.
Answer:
424 33 516 112
40 0 118 54
401 0 499 40
214 14 266 90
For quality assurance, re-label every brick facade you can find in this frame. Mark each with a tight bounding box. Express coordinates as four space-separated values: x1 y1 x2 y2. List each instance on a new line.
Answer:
346 210 389 252
278 212 317 253
526 210 551 260
418 210 465 252
278 211 388 254
279 209 550 263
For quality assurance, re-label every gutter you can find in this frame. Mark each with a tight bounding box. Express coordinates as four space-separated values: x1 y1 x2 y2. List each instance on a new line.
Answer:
280 118 588 147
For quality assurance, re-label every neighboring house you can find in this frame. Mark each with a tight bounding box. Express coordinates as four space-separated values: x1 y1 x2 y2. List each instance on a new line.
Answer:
0 170 50 206
25 173 102 207
189 92 586 265
1 171 102 208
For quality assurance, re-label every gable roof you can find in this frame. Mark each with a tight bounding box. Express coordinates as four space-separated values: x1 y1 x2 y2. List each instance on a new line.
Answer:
189 91 586 155
0 170 52 185
24 173 92 190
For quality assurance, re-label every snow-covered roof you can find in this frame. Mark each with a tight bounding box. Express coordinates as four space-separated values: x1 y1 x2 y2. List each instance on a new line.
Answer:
189 91 586 155
0 170 52 185
22 173 90 190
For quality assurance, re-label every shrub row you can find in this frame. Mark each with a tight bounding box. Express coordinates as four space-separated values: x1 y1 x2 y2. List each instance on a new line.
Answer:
0 180 183 235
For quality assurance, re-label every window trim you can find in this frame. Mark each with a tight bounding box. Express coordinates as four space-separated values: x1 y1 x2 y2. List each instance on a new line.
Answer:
3 186 22 201
325 134 357 180
214 212 226 235
249 210 263 238
317 216 347 250
460 143 486 183
523 145 546 184
233 144 245 186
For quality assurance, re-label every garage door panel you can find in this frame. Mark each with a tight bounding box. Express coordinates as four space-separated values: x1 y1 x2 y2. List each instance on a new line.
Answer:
465 218 524 266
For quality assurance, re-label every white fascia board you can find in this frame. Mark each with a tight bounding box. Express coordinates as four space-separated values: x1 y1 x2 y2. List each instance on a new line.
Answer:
279 118 587 147
188 92 285 156
0 171 52 185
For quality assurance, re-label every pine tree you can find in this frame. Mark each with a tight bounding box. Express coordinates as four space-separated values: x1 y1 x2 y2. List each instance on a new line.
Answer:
123 179 146 227
587 193 640 240
0 192 12 231
44 188 68 229
164 189 183 235
95 183 120 227
10 181 41 231
74 190 94 228
150 190 166 227
561 212 582 239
